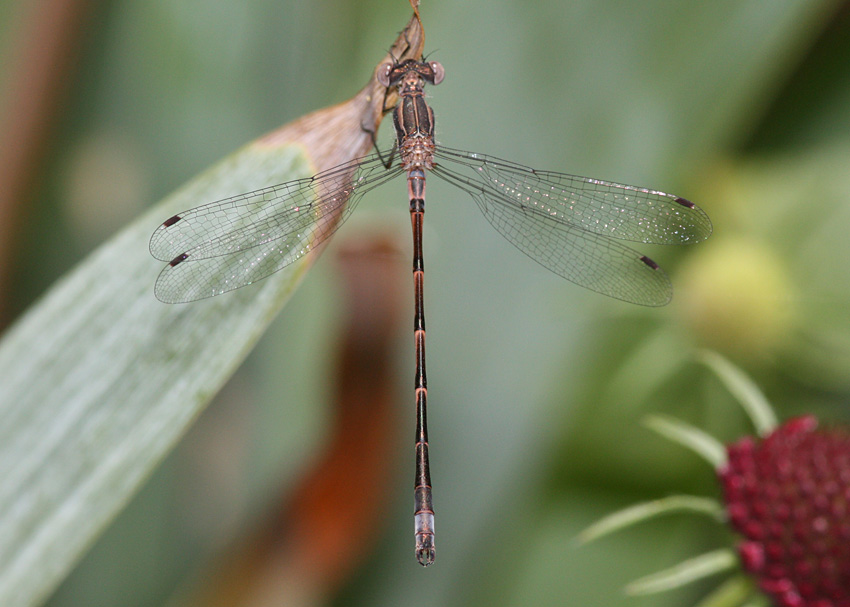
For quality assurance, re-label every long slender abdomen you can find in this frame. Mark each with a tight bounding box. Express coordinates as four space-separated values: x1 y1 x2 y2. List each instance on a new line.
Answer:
408 168 435 566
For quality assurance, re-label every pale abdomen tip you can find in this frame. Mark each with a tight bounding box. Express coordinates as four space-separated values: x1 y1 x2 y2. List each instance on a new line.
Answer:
415 512 435 566
416 539 435 566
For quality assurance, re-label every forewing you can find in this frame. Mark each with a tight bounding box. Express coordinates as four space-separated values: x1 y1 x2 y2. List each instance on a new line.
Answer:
150 154 401 303
434 147 711 246
433 164 673 306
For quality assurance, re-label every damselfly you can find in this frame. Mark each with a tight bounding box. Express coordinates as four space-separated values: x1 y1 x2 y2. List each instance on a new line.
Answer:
150 58 712 566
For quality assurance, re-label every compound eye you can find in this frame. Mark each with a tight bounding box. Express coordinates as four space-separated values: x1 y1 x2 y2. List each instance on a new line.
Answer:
429 61 445 85
377 62 393 87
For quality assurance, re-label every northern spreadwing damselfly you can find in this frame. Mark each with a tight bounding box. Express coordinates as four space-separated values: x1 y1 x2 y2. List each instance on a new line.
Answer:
150 58 712 566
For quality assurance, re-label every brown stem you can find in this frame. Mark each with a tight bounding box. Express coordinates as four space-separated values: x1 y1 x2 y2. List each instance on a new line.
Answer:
0 0 95 330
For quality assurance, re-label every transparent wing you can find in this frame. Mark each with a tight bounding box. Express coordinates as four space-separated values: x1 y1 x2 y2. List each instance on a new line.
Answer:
434 147 712 245
432 161 674 306
150 153 401 303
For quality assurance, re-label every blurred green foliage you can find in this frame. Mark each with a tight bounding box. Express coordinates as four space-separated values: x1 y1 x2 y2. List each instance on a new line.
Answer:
3 0 850 606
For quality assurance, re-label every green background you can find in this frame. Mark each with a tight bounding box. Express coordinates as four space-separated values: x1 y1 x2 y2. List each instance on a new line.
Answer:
2 0 849 605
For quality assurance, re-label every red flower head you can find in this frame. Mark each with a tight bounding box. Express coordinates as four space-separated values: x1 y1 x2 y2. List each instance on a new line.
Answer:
581 353 850 606
720 416 850 607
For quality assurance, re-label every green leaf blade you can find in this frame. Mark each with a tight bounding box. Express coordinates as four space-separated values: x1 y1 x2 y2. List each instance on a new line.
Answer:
626 548 738 595
578 495 725 544
644 414 728 469
0 142 318 607
698 350 779 436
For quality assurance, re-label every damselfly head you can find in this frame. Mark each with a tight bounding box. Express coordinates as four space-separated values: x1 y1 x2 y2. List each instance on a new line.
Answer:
377 59 444 88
